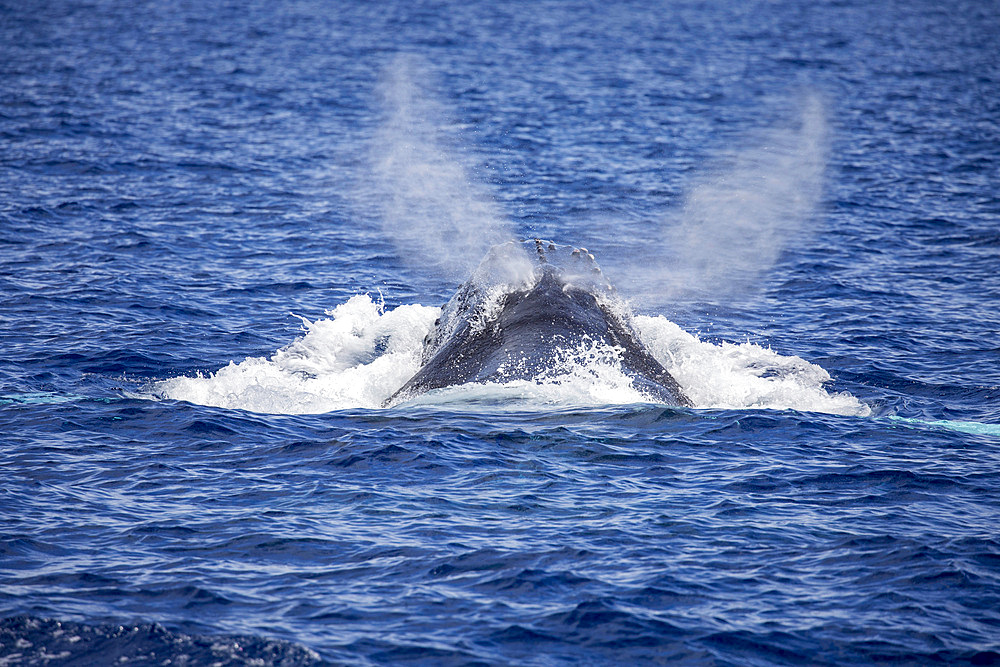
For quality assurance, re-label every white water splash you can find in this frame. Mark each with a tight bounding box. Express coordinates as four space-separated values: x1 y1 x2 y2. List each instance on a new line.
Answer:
633 314 869 416
155 296 437 413
155 295 869 417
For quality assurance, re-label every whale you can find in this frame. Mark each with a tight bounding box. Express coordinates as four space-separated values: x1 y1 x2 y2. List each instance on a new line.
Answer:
385 239 692 407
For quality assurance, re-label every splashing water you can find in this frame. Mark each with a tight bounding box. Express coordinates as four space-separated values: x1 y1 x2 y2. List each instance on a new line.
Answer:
155 294 869 417
155 296 438 413
633 314 868 416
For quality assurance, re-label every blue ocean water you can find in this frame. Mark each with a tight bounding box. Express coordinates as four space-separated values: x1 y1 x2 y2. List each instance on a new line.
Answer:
3 0 1000 664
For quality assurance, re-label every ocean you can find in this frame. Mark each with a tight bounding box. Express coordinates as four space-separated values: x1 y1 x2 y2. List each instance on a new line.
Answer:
2 0 999 664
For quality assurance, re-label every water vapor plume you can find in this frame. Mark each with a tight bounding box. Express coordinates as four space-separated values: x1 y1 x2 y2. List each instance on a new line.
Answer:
622 95 830 305
371 55 515 281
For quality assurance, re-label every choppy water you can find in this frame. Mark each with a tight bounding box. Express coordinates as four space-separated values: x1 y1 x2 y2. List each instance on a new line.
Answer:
3 0 1000 664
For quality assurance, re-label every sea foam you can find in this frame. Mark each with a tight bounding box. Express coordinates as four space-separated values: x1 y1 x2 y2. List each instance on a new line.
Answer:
155 295 869 417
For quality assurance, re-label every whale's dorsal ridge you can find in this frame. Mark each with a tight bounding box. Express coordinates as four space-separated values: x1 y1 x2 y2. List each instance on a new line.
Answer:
386 240 690 408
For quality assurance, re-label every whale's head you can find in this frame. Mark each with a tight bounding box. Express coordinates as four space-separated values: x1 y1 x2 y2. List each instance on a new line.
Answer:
386 239 691 408
422 239 619 363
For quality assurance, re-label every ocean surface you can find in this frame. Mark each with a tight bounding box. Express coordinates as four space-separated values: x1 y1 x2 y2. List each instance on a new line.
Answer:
3 0 1000 664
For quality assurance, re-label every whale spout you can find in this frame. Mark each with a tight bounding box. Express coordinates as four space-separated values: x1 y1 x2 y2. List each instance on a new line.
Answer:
386 240 691 407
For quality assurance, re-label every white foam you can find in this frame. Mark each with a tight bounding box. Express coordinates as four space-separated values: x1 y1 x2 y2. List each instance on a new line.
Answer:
154 295 438 413
633 314 870 416
155 295 868 417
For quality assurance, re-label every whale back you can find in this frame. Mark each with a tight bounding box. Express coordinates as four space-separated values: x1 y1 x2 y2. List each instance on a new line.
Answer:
387 240 691 407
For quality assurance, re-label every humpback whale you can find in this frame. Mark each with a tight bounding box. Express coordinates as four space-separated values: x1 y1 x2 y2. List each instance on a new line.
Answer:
386 240 691 407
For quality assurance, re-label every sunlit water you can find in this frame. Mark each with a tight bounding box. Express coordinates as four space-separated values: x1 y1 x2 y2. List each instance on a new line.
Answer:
3 0 1000 664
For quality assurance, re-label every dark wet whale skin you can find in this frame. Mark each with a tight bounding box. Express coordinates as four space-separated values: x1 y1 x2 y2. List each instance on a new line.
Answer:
386 241 691 407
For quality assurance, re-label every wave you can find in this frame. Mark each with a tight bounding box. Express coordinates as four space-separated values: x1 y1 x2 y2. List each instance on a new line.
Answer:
0 615 320 666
